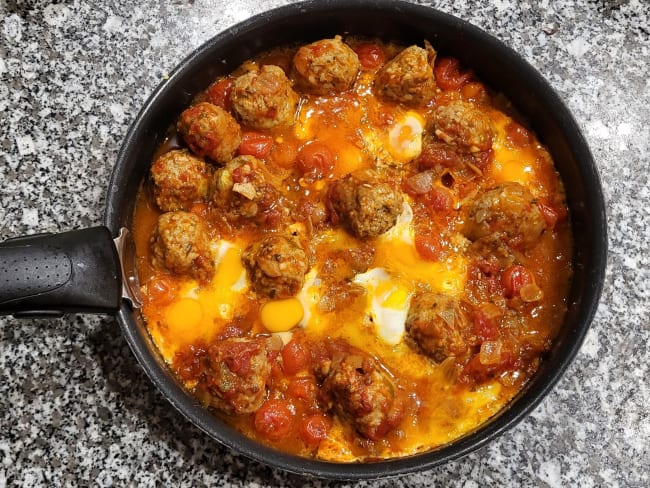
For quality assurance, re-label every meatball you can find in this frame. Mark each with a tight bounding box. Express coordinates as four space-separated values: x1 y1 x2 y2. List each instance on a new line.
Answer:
328 170 404 238
230 65 299 129
292 36 360 95
431 100 494 153
177 102 241 164
464 182 545 250
213 155 286 225
405 293 468 363
318 349 403 440
150 149 211 212
151 211 214 282
242 235 310 299
375 44 436 105
196 337 281 414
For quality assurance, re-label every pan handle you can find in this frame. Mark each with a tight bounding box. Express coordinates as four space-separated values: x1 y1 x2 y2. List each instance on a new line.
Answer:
0 226 123 317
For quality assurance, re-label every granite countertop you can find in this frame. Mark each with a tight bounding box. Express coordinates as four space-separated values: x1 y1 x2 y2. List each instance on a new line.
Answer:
1 0 648 486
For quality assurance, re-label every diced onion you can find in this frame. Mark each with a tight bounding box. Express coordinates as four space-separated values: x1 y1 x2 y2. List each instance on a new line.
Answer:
405 171 434 195
479 340 502 365
520 283 544 302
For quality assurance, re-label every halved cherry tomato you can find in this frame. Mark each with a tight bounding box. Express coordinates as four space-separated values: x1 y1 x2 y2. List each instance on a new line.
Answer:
415 232 443 261
296 141 335 177
281 339 308 375
505 121 533 147
146 276 176 306
254 399 294 441
238 131 274 158
434 57 473 90
205 78 233 111
354 43 385 70
501 265 532 299
287 377 316 404
299 414 331 446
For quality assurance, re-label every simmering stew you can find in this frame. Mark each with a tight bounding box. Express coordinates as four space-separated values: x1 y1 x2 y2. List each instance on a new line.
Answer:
132 36 572 461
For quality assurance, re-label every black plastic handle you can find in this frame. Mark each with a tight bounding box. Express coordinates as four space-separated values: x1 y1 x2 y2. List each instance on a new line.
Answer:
0 226 122 317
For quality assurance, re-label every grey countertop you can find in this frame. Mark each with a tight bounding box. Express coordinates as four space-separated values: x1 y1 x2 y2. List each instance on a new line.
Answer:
1 0 648 486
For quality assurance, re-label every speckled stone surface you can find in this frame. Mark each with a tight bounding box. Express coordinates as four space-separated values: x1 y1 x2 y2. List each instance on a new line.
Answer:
0 0 648 486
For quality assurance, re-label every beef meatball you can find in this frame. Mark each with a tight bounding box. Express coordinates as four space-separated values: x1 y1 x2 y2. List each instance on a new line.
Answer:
431 100 494 153
150 149 211 212
464 182 545 250
151 211 214 282
177 102 241 164
242 235 310 299
328 169 404 238
213 155 286 225
196 336 281 414
405 293 468 363
230 65 299 129
318 348 403 440
293 36 360 95
375 44 436 105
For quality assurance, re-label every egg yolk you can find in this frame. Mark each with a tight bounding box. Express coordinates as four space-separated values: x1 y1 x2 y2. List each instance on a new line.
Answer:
165 298 203 345
261 297 305 332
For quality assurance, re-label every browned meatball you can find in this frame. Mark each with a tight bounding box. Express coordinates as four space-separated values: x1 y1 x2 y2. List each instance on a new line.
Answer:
213 155 286 225
151 211 214 282
375 44 436 105
464 182 545 250
230 65 299 129
431 100 494 153
318 348 403 440
405 293 468 363
150 149 211 212
293 36 360 95
327 169 404 238
195 336 282 414
242 235 310 299
177 102 241 164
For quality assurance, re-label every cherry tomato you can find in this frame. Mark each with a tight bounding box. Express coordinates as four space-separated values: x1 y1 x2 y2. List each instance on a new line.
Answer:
501 265 532 299
420 186 453 213
505 121 533 147
434 57 473 91
415 232 443 261
460 82 488 103
299 414 331 446
287 377 316 404
537 202 559 229
269 140 298 169
354 43 385 70
238 131 274 158
296 141 335 177
281 340 308 376
146 276 176 306
205 78 233 111
254 399 294 441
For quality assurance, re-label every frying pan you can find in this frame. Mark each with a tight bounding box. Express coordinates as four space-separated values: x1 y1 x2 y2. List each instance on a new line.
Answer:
0 0 607 480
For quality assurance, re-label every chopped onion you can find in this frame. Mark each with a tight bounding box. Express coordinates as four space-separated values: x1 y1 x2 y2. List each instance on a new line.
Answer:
405 171 434 195
520 283 544 302
479 340 502 365
437 308 455 327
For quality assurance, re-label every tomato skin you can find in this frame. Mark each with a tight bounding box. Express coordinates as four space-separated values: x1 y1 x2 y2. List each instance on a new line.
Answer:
254 399 294 441
501 265 532 299
473 310 498 341
287 377 317 405
420 186 453 213
296 141 335 177
299 414 331 446
505 121 533 147
238 132 274 158
434 57 473 90
538 202 559 229
415 232 443 261
147 276 176 306
281 340 308 376
205 78 233 111
354 43 385 69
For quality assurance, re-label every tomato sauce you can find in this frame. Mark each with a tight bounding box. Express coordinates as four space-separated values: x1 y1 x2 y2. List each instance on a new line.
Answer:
132 37 572 462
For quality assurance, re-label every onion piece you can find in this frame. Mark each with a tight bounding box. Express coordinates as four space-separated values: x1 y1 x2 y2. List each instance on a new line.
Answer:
479 340 502 365
405 171 434 195
520 283 544 302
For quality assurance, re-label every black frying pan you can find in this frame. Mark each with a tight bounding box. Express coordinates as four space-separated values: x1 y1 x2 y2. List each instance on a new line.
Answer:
0 0 607 480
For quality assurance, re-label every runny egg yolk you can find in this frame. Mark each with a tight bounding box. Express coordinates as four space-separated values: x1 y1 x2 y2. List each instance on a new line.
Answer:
490 111 537 185
387 111 424 164
165 297 203 345
260 297 305 332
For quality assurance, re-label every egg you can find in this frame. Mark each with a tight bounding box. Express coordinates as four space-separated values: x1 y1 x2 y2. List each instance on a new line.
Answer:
353 268 412 345
387 111 425 164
